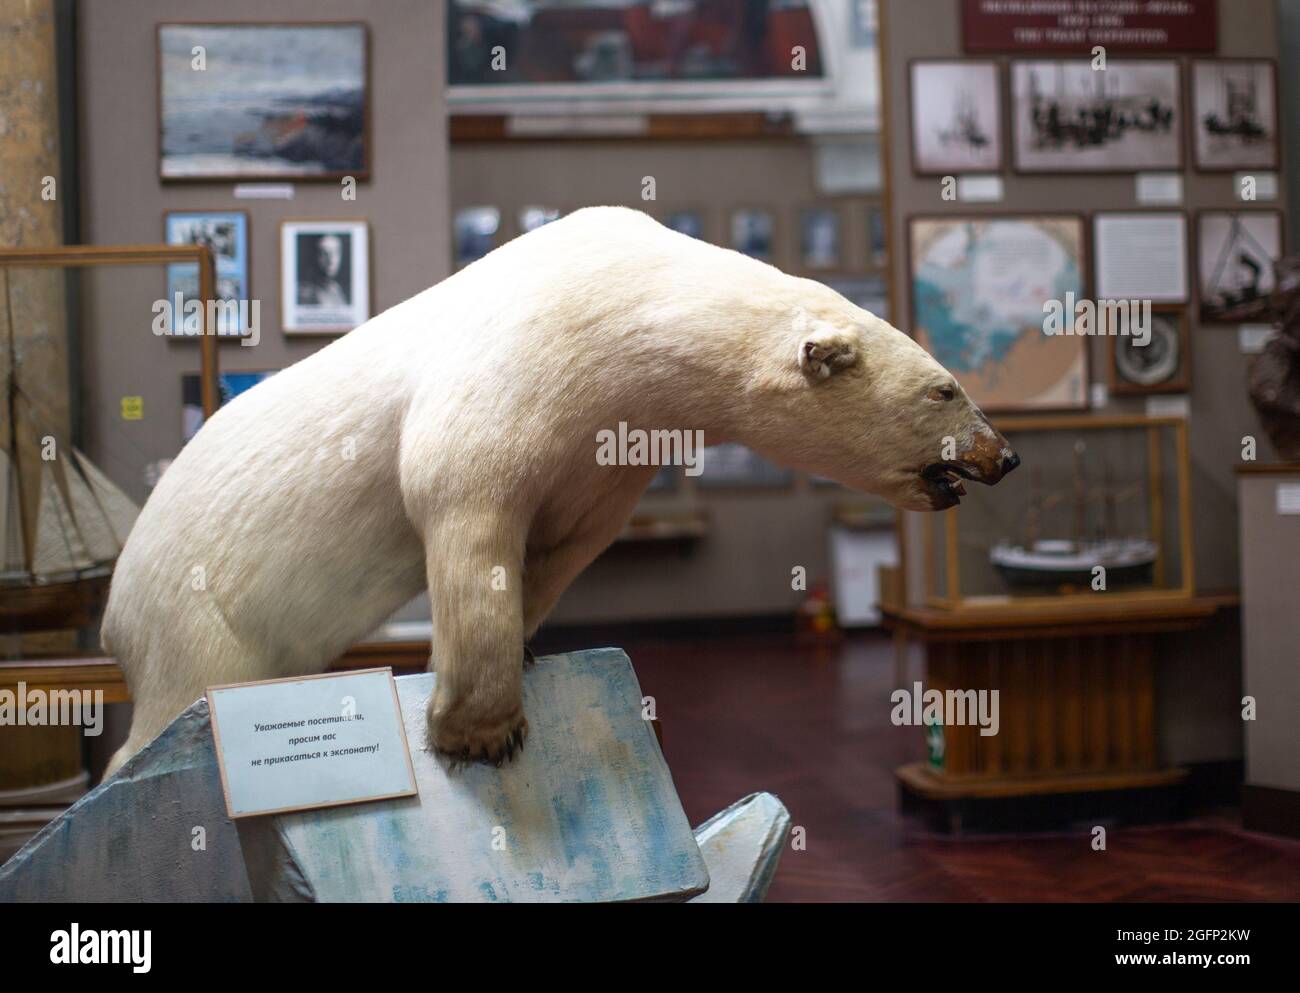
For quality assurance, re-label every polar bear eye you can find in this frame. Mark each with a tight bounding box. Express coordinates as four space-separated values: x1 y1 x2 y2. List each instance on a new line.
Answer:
928 384 956 403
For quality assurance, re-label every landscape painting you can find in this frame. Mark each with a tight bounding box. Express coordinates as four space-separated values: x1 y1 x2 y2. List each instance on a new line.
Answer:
1011 61 1181 173
159 23 368 181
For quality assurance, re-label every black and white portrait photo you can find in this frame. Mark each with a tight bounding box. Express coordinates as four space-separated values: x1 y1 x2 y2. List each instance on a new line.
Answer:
280 220 370 334
910 61 1003 174
1192 60 1279 171
1011 60 1182 173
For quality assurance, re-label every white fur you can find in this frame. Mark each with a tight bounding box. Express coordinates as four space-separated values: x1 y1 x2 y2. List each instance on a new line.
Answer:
102 206 989 773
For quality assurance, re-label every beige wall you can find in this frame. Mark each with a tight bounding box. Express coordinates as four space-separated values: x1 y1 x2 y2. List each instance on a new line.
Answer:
75 0 450 505
452 139 890 623
1239 472 1300 790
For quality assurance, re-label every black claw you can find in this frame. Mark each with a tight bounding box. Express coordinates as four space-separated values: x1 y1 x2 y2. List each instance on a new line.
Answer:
523 645 536 668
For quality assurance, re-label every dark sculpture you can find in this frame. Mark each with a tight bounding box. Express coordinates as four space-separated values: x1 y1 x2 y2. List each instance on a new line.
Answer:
1221 255 1300 461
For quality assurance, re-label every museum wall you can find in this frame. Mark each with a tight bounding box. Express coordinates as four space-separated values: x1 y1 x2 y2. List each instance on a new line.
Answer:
1284 0 1300 247
74 0 451 506
452 139 890 624
881 0 1288 767
884 0 1287 597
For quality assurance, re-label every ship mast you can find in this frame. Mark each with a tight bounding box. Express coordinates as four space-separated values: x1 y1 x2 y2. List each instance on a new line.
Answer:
1072 441 1087 547
2 267 31 577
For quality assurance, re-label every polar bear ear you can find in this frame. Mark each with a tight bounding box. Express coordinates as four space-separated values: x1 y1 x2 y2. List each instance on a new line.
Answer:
796 321 859 381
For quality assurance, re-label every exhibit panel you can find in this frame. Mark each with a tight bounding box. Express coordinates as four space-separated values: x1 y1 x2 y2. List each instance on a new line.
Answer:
879 0 1295 831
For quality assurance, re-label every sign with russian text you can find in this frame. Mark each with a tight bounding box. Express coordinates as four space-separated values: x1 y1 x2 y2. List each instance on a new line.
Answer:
962 0 1217 53
207 668 418 819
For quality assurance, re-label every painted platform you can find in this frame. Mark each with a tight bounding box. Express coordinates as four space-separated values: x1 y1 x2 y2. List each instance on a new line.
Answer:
0 649 724 903
0 698 251 902
687 792 791 904
239 652 708 902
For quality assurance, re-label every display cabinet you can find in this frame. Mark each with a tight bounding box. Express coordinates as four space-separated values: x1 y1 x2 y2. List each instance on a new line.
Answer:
921 415 1194 611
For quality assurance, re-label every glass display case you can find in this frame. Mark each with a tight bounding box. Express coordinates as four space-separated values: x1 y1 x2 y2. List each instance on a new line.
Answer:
0 246 220 653
920 415 1194 610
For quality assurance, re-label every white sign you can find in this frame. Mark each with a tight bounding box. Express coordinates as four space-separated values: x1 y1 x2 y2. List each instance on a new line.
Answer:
207 668 418 819
1145 394 1190 419
1135 173 1183 205
1235 172 1279 202
1239 325 1277 354
233 183 295 200
1277 484 1300 516
957 174 1004 203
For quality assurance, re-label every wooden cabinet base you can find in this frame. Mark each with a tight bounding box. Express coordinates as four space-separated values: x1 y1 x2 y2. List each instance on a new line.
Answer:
896 761 1186 800
897 761 1189 834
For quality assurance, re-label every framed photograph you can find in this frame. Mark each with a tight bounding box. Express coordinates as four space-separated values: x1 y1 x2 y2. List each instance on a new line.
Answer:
800 206 841 269
665 210 705 240
697 443 793 490
866 205 887 270
158 23 369 182
909 215 1089 412
909 60 1003 174
1196 210 1283 324
1011 60 1182 173
645 467 678 493
822 276 889 322
518 206 561 233
164 210 250 335
1191 60 1279 171
1093 212 1188 304
280 219 370 334
454 206 500 266
730 209 774 262
182 370 277 443
1108 307 1190 395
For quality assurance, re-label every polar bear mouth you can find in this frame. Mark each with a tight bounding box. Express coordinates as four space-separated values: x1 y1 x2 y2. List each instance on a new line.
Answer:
920 461 977 503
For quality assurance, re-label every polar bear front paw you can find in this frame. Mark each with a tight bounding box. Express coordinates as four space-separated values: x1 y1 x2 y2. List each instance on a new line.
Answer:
427 702 529 769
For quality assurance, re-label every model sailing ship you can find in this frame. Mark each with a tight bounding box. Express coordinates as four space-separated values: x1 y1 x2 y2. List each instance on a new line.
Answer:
989 441 1157 591
1 295 139 633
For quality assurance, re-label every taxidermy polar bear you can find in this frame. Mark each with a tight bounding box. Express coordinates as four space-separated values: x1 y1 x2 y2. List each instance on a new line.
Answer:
101 206 1017 775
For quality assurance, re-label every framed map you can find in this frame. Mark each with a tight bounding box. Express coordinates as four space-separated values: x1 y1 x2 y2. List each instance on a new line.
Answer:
909 216 1088 412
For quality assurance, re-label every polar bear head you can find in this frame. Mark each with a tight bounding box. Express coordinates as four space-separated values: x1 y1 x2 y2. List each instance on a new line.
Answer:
740 289 1019 512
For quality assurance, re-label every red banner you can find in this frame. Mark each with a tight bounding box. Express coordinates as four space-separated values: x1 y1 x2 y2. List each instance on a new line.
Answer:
961 0 1218 52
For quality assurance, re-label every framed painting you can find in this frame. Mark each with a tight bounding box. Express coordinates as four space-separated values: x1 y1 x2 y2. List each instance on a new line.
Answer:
182 370 277 443
158 23 369 182
909 215 1089 412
